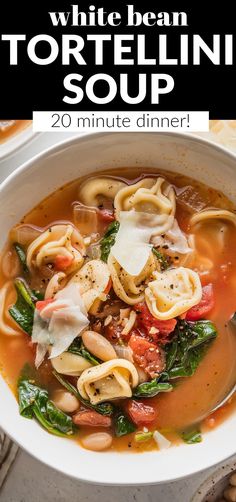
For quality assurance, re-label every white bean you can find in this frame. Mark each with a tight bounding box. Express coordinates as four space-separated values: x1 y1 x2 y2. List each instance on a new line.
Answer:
224 486 236 501
230 474 236 487
81 432 113 451
1 249 20 278
82 330 117 361
52 390 79 413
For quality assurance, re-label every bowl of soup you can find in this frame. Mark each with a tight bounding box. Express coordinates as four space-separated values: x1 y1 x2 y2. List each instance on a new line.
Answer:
0 120 36 159
0 131 236 485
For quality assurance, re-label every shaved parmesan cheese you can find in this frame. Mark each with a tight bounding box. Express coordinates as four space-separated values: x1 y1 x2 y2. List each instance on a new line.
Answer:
55 283 87 316
152 219 192 255
39 299 73 320
35 343 48 369
32 283 89 362
32 310 52 345
153 430 171 450
111 211 153 276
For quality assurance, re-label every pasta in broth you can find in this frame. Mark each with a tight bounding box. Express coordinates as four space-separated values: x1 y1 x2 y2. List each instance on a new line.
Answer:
0 168 236 453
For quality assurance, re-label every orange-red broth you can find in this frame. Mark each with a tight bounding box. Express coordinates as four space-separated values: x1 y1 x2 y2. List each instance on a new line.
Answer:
1 169 236 452
0 120 31 144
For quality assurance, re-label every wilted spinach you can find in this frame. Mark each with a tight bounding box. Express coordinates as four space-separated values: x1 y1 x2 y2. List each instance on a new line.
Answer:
133 380 173 399
18 378 74 437
114 410 136 437
181 428 202 444
135 431 153 442
163 320 217 380
100 221 120 262
152 248 171 271
68 338 100 366
9 278 39 335
14 243 29 275
52 370 115 417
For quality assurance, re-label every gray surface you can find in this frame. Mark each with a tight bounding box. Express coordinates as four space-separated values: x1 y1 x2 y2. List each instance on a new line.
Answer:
0 131 232 502
0 448 217 502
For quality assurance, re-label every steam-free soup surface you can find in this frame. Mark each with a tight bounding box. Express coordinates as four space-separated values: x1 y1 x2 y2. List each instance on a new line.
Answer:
0 168 236 452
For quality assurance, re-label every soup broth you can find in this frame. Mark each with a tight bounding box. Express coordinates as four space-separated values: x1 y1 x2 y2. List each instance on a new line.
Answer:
0 120 31 144
0 168 236 452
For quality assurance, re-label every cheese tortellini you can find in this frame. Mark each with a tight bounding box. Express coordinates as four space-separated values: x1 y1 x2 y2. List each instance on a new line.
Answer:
108 252 158 305
78 177 126 207
114 177 176 235
152 220 192 258
190 209 236 227
26 224 85 274
0 282 19 336
77 358 139 404
145 266 202 320
187 209 236 275
69 259 110 313
45 272 67 299
185 232 222 276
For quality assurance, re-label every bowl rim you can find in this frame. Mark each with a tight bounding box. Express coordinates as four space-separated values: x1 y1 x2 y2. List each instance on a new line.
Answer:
0 123 40 161
1 131 236 486
1 130 236 191
191 457 236 501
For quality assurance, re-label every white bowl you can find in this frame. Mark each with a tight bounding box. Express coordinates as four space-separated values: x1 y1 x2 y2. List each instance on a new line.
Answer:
192 459 236 501
0 122 38 160
0 132 236 485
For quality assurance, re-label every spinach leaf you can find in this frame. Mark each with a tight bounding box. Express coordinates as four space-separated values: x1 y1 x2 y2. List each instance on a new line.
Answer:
164 320 217 380
18 379 42 418
52 370 78 396
152 248 171 271
133 380 173 399
100 221 120 262
46 401 74 434
18 378 74 437
14 243 29 274
68 338 100 366
52 370 115 417
135 431 153 442
181 428 202 444
32 290 44 301
9 279 38 335
165 340 178 371
114 410 136 437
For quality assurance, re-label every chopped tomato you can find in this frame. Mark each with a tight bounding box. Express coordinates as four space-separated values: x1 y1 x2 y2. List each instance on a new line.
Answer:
128 333 165 378
105 318 135 343
126 400 157 426
36 298 54 311
105 321 124 343
204 416 216 429
72 410 112 427
98 209 115 223
104 277 112 295
134 302 176 343
54 254 73 271
185 284 214 321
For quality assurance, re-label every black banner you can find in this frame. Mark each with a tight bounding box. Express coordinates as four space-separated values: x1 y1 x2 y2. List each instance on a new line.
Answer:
0 1 235 118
